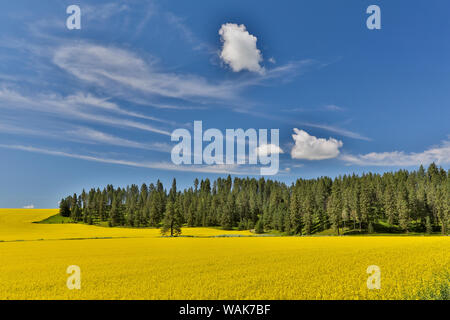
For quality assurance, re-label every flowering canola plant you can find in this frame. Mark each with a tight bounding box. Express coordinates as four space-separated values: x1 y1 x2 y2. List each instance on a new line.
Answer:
0 209 448 299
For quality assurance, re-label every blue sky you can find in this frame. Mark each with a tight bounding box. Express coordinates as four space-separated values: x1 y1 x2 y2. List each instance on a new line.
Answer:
0 0 449 208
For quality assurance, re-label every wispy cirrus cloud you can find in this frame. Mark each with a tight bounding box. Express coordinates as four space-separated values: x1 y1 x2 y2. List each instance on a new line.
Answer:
0 2 359 177
64 92 177 125
234 107 371 141
2 22 313 109
66 127 173 152
83 2 130 21
298 121 371 141
53 44 237 101
324 104 345 112
0 143 259 175
0 118 173 152
52 41 310 104
341 138 450 166
165 12 213 53
283 104 345 113
0 87 171 136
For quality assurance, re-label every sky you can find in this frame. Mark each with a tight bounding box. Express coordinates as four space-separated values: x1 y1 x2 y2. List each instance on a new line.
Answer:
0 0 449 208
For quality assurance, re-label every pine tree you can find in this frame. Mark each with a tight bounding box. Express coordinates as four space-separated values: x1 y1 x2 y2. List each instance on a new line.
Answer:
397 183 410 232
169 178 177 202
384 181 396 225
289 192 302 235
187 201 196 227
350 183 361 231
436 185 448 235
303 192 314 235
341 188 351 231
161 201 182 237
221 194 234 230
255 217 264 234
110 196 120 227
59 198 71 217
360 180 375 232
327 182 342 235
425 216 433 234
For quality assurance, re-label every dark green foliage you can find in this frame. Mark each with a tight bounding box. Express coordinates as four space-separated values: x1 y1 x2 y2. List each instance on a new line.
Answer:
237 220 247 231
161 201 182 237
255 218 264 234
59 198 71 217
426 216 433 234
60 164 449 235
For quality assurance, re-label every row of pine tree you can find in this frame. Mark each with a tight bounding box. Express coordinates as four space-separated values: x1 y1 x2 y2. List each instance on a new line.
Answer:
59 164 449 236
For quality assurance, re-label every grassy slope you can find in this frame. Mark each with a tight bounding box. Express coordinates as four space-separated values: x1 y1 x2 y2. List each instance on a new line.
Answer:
7 209 445 237
35 214 72 224
38 212 445 236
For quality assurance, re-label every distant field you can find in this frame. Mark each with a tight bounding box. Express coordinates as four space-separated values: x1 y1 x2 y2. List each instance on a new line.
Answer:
0 209 448 299
0 209 252 241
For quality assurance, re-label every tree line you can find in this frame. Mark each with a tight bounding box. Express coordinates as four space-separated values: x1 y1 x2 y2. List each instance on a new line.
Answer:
59 164 449 236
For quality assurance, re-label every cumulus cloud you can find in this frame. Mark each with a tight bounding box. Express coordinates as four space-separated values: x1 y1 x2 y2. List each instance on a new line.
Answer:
219 23 264 74
255 144 284 157
291 129 343 160
341 139 450 166
23 204 34 209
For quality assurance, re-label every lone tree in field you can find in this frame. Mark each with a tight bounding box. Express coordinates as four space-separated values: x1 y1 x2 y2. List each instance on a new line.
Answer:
255 218 264 234
161 201 182 237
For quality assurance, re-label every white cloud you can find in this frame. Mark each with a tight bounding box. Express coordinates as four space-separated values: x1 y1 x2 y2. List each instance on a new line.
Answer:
0 144 260 175
341 139 450 166
0 120 173 153
255 144 283 157
298 122 371 141
165 12 212 52
23 204 34 209
4 37 305 110
66 127 173 152
219 23 264 74
323 104 344 112
65 92 175 125
0 88 171 136
283 104 345 113
291 129 343 160
235 107 371 141
83 3 130 20
53 44 235 100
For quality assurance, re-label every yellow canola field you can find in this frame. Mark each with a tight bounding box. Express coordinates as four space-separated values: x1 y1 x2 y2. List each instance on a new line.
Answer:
0 209 448 300
0 209 252 241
